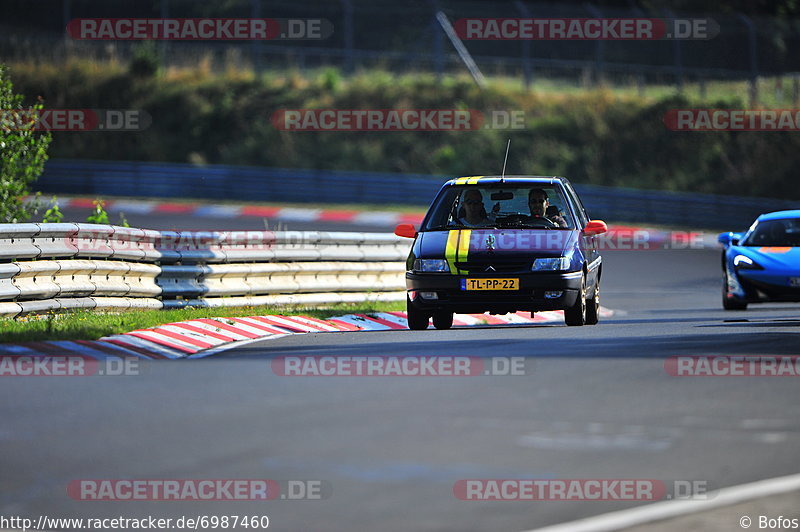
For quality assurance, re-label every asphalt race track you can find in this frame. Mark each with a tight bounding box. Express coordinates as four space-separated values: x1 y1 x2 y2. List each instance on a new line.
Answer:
1 213 799 531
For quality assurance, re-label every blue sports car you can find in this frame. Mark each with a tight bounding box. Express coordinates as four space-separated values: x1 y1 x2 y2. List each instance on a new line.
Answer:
718 210 800 310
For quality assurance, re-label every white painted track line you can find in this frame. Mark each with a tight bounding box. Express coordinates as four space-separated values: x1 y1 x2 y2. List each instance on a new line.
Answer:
524 472 800 532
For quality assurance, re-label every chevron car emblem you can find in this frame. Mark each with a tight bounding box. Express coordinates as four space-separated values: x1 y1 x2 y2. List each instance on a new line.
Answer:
485 265 496 272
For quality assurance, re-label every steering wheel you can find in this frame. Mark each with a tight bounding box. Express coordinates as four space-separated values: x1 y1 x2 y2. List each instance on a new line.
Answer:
497 214 557 228
525 215 558 228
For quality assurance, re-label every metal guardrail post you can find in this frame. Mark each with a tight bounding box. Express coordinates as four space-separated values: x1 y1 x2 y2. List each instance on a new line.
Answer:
738 14 759 106
428 0 444 81
341 0 355 74
583 4 605 86
514 0 533 89
665 10 684 92
160 0 169 67
251 0 263 72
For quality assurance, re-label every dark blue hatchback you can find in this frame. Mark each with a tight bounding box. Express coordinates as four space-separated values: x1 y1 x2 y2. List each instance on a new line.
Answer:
394 176 608 330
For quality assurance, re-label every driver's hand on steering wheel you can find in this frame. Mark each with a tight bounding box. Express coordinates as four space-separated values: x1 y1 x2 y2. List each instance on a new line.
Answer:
549 214 567 228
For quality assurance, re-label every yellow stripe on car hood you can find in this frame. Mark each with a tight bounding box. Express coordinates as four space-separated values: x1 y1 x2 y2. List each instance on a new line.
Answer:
445 229 471 275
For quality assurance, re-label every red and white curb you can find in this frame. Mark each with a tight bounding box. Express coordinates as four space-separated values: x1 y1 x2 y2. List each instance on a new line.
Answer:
0 309 612 361
32 196 425 227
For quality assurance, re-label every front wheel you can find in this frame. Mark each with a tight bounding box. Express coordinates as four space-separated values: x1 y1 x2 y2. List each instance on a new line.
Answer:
722 273 748 310
564 274 587 326
585 279 600 325
406 297 430 330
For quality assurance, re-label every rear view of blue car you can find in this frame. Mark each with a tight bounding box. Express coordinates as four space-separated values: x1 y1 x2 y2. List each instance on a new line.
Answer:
719 210 800 310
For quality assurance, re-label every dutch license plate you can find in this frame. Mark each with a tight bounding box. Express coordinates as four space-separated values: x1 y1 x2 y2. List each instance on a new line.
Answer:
461 278 519 291
790 277 800 287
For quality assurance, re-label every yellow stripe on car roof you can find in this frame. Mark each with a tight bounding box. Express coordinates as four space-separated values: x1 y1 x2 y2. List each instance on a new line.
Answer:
454 176 484 185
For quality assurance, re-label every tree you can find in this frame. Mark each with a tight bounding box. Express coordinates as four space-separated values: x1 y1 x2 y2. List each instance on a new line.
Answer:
0 64 52 223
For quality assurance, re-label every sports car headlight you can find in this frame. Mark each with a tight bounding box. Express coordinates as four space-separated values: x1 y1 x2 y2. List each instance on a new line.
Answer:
733 254 763 270
414 259 450 273
531 257 571 271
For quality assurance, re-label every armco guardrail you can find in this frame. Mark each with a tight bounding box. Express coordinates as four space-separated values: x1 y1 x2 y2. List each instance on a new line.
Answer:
0 224 410 317
38 159 800 229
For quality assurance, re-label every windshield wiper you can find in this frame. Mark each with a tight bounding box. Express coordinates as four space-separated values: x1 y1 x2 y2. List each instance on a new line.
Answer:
498 222 555 229
426 225 466 231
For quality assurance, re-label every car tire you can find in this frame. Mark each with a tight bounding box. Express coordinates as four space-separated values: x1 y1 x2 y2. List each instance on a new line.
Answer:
406 297 430 330
722 273 748 310
564 274 587 326
432 311 454 330
585 279 600 325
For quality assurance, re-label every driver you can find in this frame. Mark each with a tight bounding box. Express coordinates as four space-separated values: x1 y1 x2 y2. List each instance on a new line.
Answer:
765 222 787 246
528 188 567 228
458 189 493 227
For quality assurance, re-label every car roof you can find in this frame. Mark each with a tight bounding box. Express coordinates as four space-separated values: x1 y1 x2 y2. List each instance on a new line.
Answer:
758 210 800 221
444 176 567 186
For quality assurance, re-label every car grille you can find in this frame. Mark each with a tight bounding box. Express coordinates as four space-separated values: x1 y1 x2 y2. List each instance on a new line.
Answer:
454 261 531 273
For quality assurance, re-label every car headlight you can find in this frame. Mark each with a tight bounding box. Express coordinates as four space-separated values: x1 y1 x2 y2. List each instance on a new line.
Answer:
414 259 450 273
733 254 763 270
531 257 571 271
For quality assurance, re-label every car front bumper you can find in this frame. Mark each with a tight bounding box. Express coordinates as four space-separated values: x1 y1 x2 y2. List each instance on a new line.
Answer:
406 270 583 314
734 270 800 303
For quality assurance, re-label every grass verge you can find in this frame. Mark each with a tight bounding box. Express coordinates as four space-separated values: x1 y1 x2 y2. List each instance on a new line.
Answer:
0 301 405 344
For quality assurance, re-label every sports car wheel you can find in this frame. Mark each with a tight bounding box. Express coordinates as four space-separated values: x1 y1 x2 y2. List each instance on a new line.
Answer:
722 273 748 310
406 297 430 330
585 279 600 325
432 311 453 330
564 274 587 326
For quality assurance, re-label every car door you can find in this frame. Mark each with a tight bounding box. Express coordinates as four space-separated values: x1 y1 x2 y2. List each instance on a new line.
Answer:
563 181 601 290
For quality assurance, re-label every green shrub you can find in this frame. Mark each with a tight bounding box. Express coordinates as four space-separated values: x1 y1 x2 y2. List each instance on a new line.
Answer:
0 65 52 222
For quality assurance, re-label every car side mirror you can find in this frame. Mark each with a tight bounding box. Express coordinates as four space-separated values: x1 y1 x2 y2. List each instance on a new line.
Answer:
394 223 417 239
584 220 607 235
718 232 740 246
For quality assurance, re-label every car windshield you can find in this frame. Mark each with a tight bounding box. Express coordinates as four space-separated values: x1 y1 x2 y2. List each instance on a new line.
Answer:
742 218 800 247
423 184 575 231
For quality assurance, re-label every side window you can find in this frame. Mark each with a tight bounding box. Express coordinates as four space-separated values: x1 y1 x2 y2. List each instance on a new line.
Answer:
422 188 460 230
563 183 589 228
547 188 569 217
